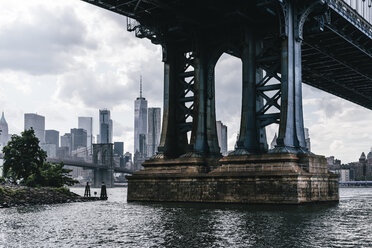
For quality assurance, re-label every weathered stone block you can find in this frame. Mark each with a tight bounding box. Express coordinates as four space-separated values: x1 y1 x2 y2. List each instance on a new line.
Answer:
127 153 339 204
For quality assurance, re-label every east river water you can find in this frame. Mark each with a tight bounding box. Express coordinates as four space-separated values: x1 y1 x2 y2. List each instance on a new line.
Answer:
0 187 371 248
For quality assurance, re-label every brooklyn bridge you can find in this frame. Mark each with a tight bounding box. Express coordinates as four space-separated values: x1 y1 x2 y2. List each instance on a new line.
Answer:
81 0 372 203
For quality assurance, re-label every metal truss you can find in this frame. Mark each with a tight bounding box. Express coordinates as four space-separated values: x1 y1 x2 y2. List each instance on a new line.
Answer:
177 52 195 140
256 64 281 128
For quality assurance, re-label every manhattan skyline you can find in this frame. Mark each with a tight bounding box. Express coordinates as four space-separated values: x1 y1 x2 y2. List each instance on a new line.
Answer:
1 0 372 162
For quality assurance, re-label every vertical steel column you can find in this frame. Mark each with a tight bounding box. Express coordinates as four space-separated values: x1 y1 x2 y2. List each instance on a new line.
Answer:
191 51 208 154
235 30 260 154
205 59 221 156
191 44 220 156
274 0 307 153
157 45 188 158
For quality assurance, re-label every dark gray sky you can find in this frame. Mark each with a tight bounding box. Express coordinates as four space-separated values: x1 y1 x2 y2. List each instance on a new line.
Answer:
1 0 372 162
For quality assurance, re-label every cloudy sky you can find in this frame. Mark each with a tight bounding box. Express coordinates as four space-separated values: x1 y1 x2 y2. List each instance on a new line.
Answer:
0 0 371 163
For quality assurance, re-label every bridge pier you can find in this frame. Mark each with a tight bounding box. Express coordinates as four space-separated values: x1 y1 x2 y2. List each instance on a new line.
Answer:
92 144 114 188
93 168 114 188
126 0 339 203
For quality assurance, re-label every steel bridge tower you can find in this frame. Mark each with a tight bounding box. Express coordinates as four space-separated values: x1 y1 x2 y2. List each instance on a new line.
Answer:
81 0 372 203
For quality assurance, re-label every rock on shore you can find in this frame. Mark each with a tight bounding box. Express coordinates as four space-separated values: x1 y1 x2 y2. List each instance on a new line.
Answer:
0 185 97 208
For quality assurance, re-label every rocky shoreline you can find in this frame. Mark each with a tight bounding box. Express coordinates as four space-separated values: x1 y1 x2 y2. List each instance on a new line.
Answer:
0 185 101 208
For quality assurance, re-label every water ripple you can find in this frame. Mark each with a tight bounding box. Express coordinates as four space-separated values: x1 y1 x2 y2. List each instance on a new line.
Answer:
0 188 371 247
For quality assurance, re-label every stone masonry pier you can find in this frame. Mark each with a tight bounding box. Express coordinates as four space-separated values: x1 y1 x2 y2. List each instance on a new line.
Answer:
127 153 339 204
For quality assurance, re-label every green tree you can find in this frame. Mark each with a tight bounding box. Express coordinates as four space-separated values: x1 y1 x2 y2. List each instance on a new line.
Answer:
2 129 77 187
3 129 46 183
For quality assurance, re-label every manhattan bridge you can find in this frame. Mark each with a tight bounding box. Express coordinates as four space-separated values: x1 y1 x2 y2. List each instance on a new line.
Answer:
82 0 372 203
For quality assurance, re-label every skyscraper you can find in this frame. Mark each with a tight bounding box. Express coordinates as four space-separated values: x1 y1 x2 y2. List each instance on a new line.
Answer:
78 117 93 153
216 121 228 156
45 130 59 148
134 77 148 153
139 134 147 157
147 107 161 157
61 133 72 155
43 130 59 158
71 128 87 151
114 142 124 156
99 109 113 144
40 143 57 158
0 112 9 149
24 113 45 143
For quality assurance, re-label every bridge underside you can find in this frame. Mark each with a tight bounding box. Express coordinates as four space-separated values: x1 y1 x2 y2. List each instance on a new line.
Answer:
80 0 372 203
84 0 372 109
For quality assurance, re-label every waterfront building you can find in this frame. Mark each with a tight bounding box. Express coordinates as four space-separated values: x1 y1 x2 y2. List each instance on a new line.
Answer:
147 107 161 157
216 121 228 156
45 130 59 148
78 117 93 154
134 77 148 154
340 169 350 182
114 142 124 156
99 109 112 143
24 113 45 143
0 112 9 149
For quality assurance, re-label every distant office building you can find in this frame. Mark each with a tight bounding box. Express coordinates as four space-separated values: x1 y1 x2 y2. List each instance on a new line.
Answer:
45 130 59 148
96 134 100 144
147 107 161 158
124 152 132 164
40 143 57 158
0 112 9 149
123 152 133 170
340 169 350 182
78 117 93 154
114 142 124 156
99 109 113 143
57 147 69 159
24 113 45 143
71 128 87 151
134 77 148 153
61 133 72 155
216 121 228 156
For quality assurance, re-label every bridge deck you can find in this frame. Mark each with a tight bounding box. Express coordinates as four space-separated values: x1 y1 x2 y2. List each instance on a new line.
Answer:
47 158 133 174
82 0 372 110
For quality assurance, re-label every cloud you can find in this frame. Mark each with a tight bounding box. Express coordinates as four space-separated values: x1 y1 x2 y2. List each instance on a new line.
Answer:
0 4 95 75
2 0 372 163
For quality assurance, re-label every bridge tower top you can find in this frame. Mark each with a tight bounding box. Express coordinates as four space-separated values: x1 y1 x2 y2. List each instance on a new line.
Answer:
93 143 114 167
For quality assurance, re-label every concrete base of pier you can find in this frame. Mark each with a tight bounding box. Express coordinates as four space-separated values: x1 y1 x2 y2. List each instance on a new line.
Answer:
127 153 339 204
